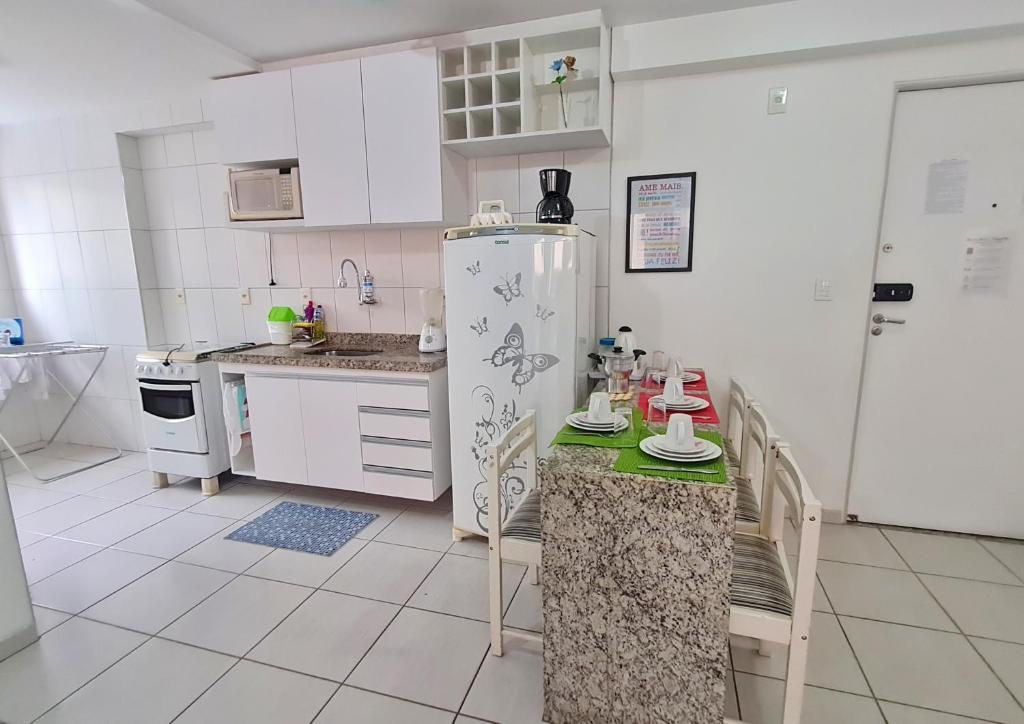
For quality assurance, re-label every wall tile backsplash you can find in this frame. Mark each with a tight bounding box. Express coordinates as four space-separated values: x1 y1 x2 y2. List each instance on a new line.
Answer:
0 100 612 452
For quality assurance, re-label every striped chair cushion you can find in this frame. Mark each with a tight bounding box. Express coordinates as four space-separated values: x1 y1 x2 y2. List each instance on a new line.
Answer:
731 534 793 616
502 489 541 542
735 477 761 524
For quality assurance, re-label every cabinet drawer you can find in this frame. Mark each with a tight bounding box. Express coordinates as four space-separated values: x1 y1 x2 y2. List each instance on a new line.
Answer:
356 381 429 411
363 465 435 501
361 437 432 472
358 407 431 442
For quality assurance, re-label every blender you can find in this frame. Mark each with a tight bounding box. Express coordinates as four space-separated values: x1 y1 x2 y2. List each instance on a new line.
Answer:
418 288 446 352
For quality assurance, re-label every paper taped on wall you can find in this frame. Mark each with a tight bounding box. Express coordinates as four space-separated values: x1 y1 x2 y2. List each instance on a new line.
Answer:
925 159 969 215
962 232 1011 291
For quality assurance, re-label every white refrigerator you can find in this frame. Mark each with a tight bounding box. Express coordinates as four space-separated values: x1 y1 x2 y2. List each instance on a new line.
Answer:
443 224 594 536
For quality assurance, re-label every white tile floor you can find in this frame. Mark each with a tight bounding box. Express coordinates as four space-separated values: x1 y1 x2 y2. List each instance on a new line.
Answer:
2 445 1024 723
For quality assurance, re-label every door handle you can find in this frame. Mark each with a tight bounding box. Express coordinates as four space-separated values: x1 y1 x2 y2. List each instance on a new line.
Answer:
872 313 906 324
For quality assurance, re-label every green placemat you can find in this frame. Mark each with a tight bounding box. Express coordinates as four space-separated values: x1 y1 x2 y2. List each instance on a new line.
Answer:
614 429 729 484
551 408 644 448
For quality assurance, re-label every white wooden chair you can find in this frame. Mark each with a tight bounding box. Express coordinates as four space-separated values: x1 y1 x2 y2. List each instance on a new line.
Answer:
735 403 782 534
486 410 542 656
724 377 754 469
730 444 822 724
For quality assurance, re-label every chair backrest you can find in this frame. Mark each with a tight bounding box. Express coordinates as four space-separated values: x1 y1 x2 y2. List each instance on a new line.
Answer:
725 377 754 463
485 410 537 535
771 444 822 635
740 404 782 535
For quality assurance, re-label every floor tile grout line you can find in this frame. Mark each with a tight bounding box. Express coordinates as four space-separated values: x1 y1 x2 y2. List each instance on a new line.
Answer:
877 527 1024 716
727 642 741 721
974 537 1024 586
305 681 343 724
168 657 245 724
872 696 1003 723
26 620 152 724
816 555 1024 588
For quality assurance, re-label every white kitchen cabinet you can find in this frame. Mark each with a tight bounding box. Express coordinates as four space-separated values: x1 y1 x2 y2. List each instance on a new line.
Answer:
362 49 445 223
291 60 371 226
208 70 297 164
245 375 307 485
299 378 363 490
221 363 451 501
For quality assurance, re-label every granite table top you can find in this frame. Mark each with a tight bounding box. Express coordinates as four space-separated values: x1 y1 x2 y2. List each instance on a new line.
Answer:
540 392 736 723
212 333 447 373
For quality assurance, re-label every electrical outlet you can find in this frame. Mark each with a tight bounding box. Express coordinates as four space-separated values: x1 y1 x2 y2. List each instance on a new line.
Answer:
814 278 833 301
240 288 251 305
768 86 789 115
174 288 186 305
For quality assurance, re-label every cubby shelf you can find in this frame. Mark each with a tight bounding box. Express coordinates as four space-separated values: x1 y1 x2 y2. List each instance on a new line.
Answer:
437 22 610 156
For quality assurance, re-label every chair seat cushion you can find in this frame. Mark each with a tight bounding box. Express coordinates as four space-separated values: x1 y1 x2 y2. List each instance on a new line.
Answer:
502 489 541 542
731 534 793 616
735 476 761 524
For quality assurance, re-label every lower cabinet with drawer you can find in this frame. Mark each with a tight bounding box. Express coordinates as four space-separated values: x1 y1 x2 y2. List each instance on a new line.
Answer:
219 363 450 501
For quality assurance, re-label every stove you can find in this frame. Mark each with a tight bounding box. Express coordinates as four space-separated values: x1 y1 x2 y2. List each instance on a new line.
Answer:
134 343 252 494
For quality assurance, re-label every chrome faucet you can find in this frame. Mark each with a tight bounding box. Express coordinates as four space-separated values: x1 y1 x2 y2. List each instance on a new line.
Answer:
337 258 360 289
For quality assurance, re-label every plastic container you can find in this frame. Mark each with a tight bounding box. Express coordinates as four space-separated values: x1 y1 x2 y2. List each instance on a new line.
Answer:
267 307 296 345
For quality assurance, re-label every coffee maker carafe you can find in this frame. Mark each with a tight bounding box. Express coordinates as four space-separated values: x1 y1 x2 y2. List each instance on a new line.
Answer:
536 168 574 224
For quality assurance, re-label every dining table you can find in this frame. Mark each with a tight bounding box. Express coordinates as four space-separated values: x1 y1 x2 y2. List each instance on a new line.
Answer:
540 370 736 724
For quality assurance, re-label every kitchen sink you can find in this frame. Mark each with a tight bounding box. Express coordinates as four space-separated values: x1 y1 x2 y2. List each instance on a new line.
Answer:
303 348 383 357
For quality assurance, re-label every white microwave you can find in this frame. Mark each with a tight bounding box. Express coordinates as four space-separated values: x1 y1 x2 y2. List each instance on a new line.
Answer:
228 166 303 221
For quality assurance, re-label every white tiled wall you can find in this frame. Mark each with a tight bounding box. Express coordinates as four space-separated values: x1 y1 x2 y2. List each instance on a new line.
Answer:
468 148 612 338
0 115 148 451
135 130 448 343
0 102 612 454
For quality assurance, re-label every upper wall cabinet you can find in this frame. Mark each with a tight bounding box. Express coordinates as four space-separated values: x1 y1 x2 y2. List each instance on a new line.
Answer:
362 49 447 224
292 59 371 226
437 21 611 157
208 51 467 228
209 70 298 164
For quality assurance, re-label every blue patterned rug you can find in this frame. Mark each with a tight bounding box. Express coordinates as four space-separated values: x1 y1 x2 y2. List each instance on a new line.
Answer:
226 502 378 556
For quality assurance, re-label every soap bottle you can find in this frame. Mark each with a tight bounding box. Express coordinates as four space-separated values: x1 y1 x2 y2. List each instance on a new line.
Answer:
359 270 377 305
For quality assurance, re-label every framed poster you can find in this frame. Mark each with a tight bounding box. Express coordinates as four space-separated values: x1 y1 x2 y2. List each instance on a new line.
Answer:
625 172 696 273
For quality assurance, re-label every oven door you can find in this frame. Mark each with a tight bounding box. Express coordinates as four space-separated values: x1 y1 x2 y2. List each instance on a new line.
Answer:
139 380 209 454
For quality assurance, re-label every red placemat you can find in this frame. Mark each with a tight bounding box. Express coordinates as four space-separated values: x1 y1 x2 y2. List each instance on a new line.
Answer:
637 369 719 425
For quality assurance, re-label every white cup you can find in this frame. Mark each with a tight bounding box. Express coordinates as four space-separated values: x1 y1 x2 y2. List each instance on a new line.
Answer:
663 376 685 404
650 350 667 371
665 413 698 452
587 391 612 423
667 357 684 377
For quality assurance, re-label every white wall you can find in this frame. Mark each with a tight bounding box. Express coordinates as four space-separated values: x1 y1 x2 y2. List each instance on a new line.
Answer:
0 117 149 452
0 468 35 659
609 34 1024 513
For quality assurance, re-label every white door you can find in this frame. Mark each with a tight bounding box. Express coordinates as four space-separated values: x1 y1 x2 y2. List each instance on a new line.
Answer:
299 378 363 491
208 70 297 164
246 375 308 485
291 60 371 226
361 49 443 223
848 82 1024 538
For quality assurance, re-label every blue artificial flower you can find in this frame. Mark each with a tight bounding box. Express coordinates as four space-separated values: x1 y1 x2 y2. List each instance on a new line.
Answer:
549 58 563 71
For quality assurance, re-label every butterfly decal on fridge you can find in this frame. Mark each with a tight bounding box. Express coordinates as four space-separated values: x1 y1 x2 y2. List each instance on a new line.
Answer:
484 323 560 391
535 305 555 321
466 260 481 276
469 317 489 336
493 272 523 305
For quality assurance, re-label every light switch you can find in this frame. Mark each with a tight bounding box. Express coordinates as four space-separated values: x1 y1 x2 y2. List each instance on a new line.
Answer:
814 278 833 301
768 86 789 115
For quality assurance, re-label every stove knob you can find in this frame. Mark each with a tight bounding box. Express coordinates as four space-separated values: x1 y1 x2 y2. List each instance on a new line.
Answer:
135 364 143 374
174 367 184 376
143 365 152 375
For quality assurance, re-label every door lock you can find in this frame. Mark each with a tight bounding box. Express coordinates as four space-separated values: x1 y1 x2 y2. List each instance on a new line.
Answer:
872 313 906 325
871 326 883 336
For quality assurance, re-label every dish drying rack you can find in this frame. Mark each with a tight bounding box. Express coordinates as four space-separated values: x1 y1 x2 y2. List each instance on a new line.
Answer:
0 342 123 482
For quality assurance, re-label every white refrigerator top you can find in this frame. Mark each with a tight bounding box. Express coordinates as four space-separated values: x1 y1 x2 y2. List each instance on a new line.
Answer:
444 223 578 240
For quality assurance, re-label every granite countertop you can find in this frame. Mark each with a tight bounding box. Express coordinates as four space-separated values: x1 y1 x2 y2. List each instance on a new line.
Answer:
212 333 447 373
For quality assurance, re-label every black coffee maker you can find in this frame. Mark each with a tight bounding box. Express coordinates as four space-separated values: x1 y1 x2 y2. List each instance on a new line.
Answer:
536 168 574 224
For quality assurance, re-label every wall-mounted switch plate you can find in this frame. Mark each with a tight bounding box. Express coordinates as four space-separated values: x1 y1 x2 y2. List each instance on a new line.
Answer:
814 278 833 301
240 289 251 305
768 86 789 114
174 288 186 305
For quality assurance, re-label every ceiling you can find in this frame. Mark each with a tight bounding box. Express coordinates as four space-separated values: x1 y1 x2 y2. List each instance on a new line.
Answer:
136 0 786 62
0 0 787 124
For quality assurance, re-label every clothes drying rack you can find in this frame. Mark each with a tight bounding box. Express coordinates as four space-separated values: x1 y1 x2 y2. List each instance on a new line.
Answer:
0 342 123 483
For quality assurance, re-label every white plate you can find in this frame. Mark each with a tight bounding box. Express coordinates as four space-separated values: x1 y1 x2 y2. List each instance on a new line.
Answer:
641 436 723 463
653 371 702 384
566 413 628 432
568 411 620 428
652 437 709 454
651 395 710 412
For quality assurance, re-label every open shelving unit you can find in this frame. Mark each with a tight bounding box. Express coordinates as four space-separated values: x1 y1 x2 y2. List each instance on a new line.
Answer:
438 19 610 157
